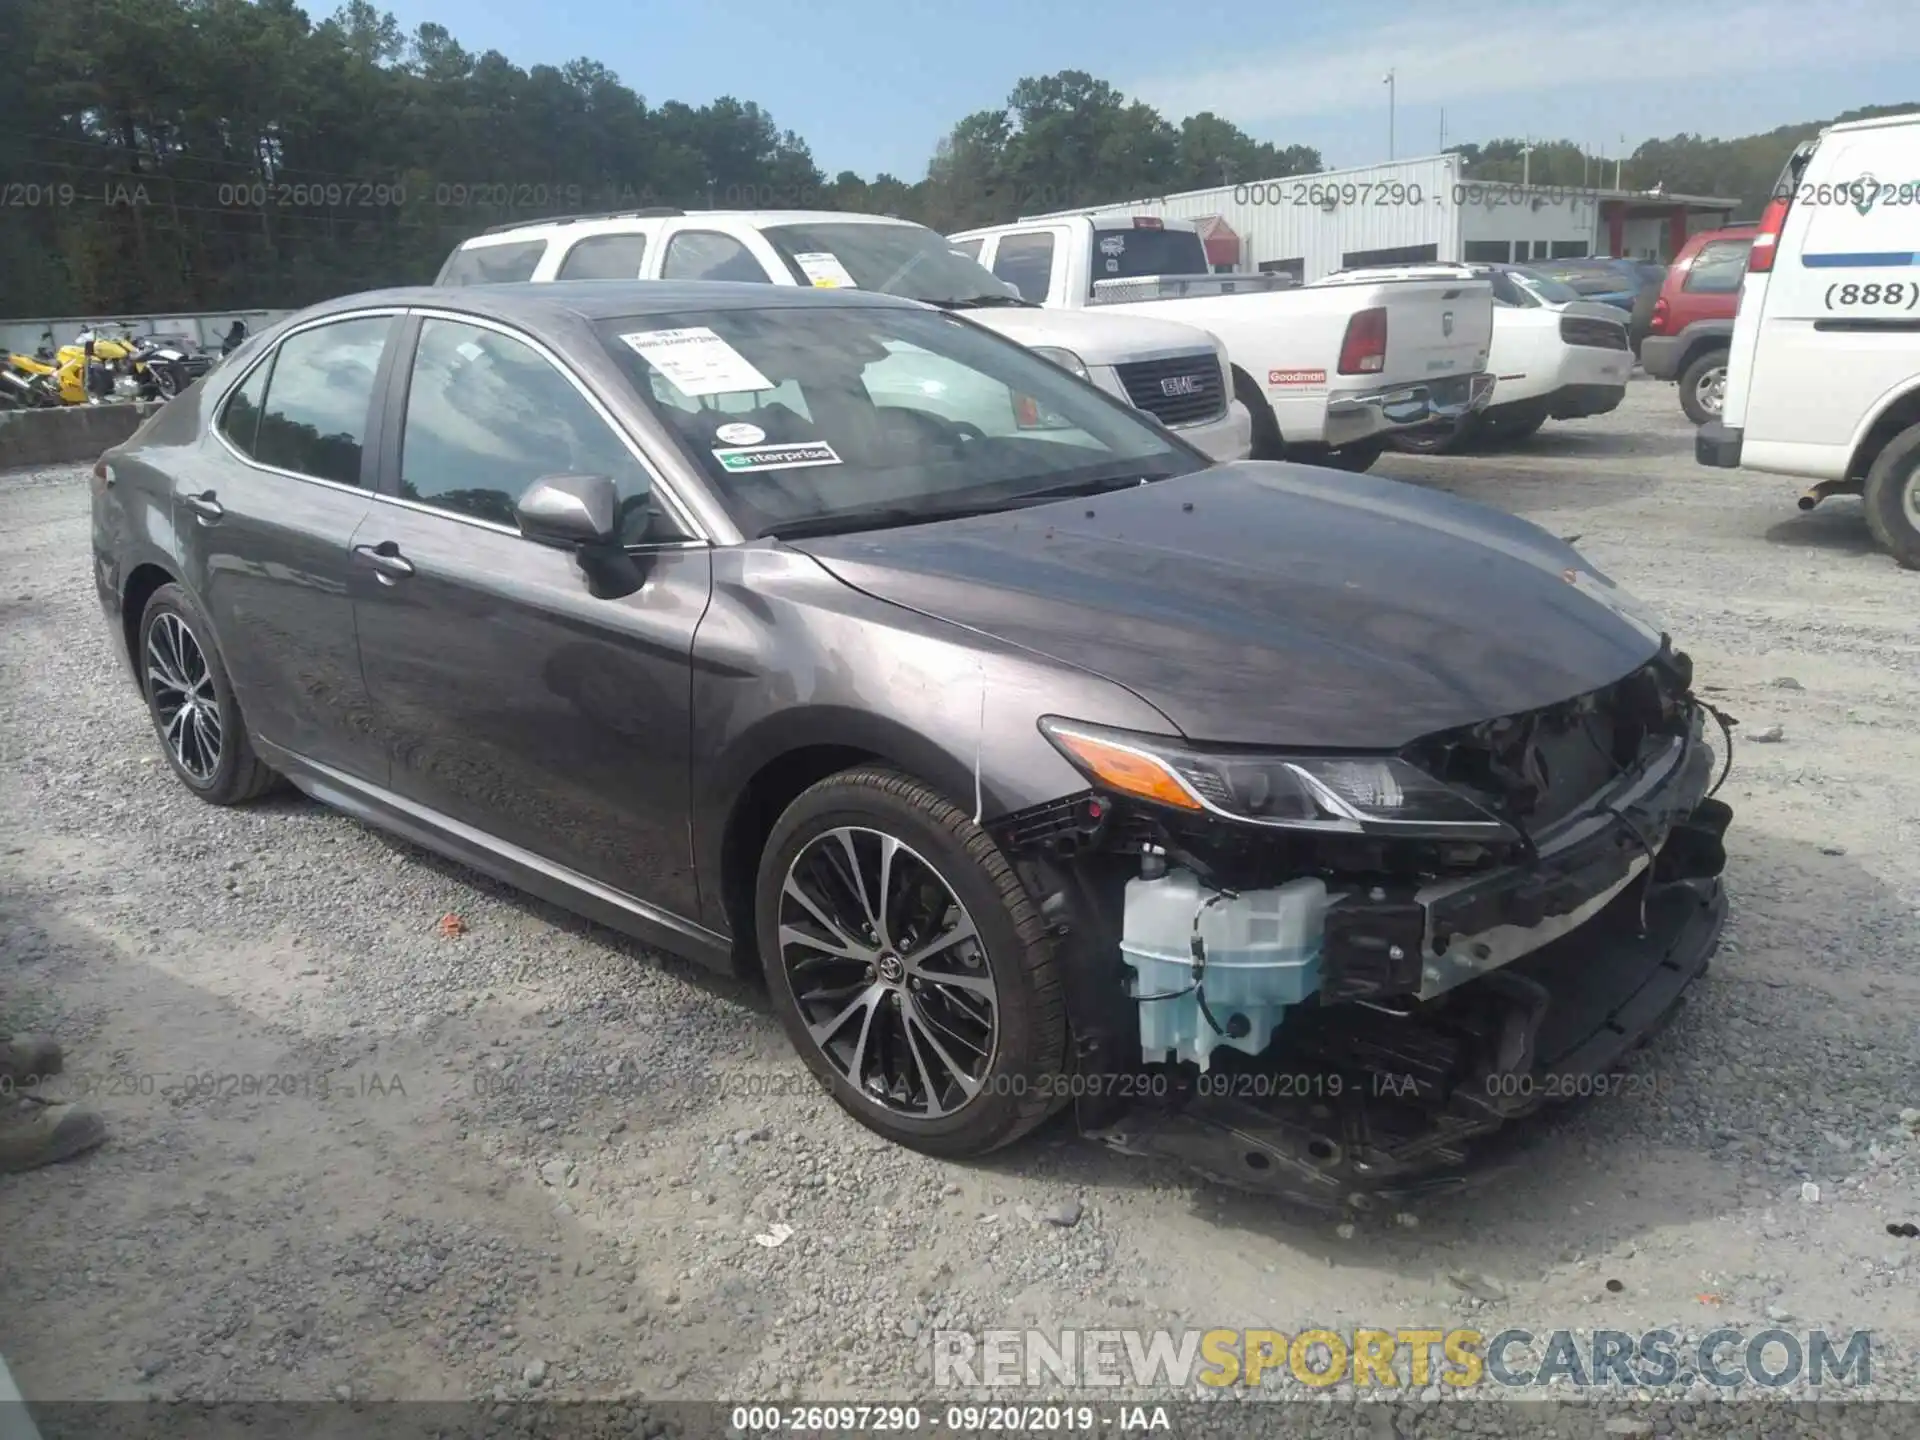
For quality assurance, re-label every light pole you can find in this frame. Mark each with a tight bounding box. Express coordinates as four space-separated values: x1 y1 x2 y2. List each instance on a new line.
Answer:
1520 141 1535 189
1383 70 1395 161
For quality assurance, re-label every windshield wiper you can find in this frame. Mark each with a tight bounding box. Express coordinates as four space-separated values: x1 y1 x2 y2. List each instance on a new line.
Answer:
1007 473 1168 501
763 498 1025 541
931 295 1037 310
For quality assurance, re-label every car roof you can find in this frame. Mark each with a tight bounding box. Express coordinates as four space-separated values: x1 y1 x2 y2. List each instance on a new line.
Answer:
296 280 927 325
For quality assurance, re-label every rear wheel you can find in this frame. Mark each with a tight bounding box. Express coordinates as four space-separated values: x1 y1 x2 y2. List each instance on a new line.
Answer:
1863 422 1920 570
1678 349 1728 425
755 766 1067 1158
138 584 278 805
1487 412 1547 442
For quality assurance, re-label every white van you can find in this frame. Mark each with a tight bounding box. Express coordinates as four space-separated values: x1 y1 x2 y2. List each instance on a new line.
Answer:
1697 112 1920 566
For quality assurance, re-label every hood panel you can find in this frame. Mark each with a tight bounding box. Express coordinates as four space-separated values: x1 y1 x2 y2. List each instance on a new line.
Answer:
793 462 1664 749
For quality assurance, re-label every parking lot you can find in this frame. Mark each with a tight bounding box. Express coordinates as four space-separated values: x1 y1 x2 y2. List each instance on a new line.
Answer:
3 379 1919 1426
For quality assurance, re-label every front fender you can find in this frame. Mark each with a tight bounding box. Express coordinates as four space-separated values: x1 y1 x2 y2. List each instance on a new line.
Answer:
688 543 1175 934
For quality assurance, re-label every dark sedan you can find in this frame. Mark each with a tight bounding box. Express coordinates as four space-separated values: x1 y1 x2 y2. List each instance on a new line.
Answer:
91 281 1732 1204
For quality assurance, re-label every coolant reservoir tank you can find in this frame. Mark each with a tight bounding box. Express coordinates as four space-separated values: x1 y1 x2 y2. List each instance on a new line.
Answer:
1120 870 1330 1071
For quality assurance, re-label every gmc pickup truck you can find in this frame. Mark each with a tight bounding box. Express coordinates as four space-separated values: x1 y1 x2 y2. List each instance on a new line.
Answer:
951 213 1496 471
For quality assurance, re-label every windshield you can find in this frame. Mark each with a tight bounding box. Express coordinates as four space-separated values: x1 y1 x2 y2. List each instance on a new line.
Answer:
1088 227 1210 287
758 222 1019 304
1509 270 1584 305
596 302 1201 540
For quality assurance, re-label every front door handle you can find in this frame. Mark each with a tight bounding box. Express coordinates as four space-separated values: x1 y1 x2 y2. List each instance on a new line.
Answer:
185 490 223 523
353 540 415 583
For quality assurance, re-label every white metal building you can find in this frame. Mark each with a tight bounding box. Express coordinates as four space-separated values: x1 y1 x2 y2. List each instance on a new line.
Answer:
1017 154 1742 281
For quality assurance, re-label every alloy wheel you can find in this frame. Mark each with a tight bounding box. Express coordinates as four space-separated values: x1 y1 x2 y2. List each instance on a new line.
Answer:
146 611 222 783
1697 366 1726 417
777 826 998 1119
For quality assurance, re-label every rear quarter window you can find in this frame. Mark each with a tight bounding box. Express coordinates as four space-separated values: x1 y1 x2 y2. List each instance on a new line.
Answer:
435 239 548 286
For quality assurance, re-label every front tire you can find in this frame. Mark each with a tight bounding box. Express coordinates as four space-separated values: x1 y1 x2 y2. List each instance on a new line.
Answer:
1678 349 1728 426
137 584 277 805
1863 422 1920 570
755 766 1068 1158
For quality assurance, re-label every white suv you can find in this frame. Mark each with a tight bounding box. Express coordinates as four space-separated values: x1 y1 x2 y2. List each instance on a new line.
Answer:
436 209 1253 464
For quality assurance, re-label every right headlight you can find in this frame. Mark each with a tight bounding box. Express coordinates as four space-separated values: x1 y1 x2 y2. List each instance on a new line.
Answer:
1030 346 1090 380
1039 717 1517 841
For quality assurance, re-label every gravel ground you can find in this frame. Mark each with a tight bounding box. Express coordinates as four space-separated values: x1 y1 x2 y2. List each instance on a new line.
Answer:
3 379 1919 1438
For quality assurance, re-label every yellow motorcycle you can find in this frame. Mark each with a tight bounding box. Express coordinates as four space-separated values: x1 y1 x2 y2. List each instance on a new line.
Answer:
0 334 61 409
46 329 143 405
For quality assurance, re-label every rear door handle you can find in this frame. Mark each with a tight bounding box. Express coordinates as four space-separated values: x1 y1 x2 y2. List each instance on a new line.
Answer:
185 490 223 523
353 540 415 583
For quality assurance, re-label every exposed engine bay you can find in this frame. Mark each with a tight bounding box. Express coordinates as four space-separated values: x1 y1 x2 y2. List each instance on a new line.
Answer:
995 638 1734 1207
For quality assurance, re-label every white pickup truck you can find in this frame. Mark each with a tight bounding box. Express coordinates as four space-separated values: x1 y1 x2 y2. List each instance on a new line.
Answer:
434 209 1253 464
950 212 1496 470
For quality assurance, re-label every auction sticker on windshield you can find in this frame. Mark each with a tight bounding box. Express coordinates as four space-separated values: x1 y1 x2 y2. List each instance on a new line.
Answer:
712 441 842 473
793 252 859 289
618 327 773 396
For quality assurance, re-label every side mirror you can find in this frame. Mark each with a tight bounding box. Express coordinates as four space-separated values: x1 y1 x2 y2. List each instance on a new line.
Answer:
515 473 620 548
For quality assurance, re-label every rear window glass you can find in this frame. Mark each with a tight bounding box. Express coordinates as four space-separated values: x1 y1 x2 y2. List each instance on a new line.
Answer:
435 239 547 286
1683 239 1752 294
1089 227 1209 286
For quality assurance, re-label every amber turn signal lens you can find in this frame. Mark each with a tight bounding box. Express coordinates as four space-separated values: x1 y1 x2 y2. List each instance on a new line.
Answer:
1050 730 1202 812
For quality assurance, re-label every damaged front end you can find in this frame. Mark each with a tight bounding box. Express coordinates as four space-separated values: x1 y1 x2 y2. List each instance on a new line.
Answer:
995 638 1733 1207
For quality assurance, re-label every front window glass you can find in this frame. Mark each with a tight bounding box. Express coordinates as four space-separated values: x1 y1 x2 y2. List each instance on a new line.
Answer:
398 318 660 541
759 222 1017 304
596 303 1200 539
660 231 773 284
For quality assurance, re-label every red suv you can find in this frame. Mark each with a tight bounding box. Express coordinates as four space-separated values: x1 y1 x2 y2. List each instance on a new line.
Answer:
1638 223 1755 425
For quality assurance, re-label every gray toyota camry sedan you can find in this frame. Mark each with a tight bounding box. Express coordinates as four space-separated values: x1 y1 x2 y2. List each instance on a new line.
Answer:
90 280 1732 1204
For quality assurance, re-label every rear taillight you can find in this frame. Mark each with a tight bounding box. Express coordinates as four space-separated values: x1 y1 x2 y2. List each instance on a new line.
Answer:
1337 307 1388 375
1747 195 1791 274
1649 296 1670 335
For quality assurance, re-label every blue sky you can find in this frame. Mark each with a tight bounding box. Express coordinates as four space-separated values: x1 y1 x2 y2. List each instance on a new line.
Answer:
372 0 1920 181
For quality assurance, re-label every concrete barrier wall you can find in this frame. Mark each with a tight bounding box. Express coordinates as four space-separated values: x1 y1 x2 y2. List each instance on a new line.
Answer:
0 403 162 471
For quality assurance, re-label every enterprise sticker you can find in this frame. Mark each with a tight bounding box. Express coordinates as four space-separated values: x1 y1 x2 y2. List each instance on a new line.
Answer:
712 441 842 473
1269 368 1327 386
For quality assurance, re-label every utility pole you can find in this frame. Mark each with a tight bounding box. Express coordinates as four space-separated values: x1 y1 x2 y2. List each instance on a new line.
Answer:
1438 108 1446 152
1615 134 1626 191
1520 140 1535 189
1383 70 1396 161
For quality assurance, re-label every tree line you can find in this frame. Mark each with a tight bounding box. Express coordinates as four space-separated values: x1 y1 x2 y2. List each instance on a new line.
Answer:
1 0 1911 318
